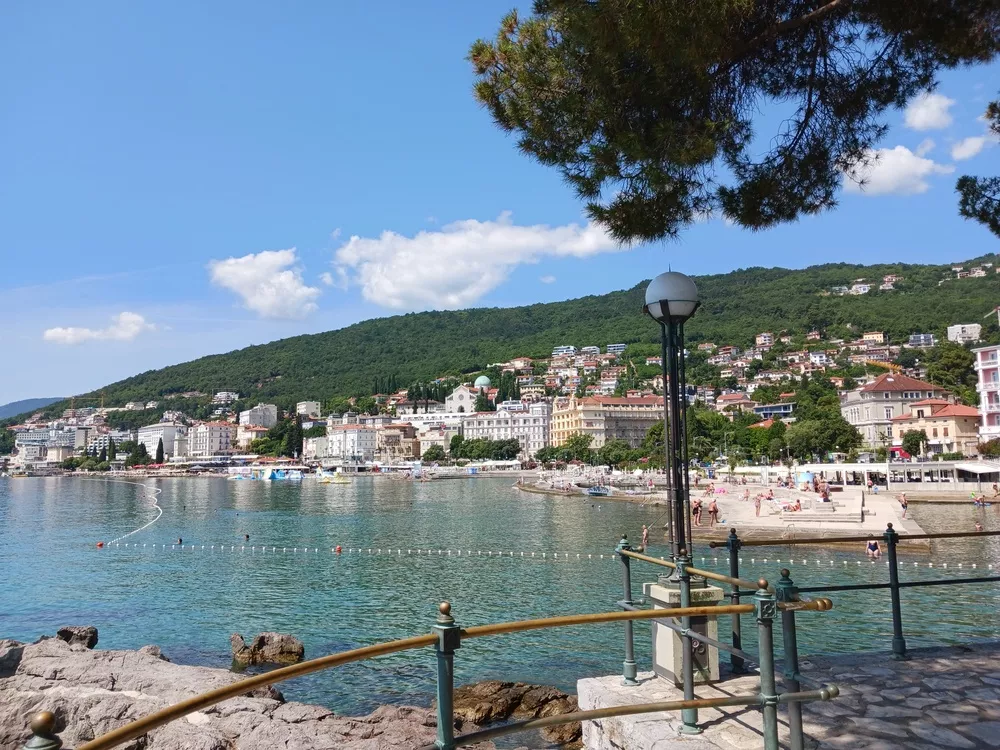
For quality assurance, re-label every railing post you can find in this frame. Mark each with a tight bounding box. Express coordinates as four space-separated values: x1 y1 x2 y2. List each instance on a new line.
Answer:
884 523 907 659
616 534 639 686
677 548 701 735
754 578 780 750
433 601 461 750
776 569 803 750
726 528 746 674
23 712 62 750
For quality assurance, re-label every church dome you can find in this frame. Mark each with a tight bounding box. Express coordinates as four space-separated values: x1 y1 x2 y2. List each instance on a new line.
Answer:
474 375 492 388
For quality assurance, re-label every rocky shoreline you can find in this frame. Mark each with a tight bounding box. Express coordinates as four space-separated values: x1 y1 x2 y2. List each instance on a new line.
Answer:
1 630 581 750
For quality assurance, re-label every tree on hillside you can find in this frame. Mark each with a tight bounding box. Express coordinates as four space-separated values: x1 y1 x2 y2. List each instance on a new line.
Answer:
562 433 595 463
126 442 150 467
474 390 493 412
450 434 464 456
155 438 164 464
98 447 107 463
925 342 978 405
957 94 1000 237
598 438 634 468
107 437 116 462
472 3 999 242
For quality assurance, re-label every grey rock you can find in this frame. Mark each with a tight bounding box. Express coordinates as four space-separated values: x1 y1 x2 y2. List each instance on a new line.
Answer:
139 644 169 661
0 637 485 750
908 721 976 748
906 697 939 709
925 710 969 726
880 687 921 700
231 632 305 666
962 721 1000 747
56 625 98 649
966 687 1000 701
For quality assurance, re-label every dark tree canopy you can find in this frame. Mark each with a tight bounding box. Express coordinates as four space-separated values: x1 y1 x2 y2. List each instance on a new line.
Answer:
957 94 1000 237
471 1 1000 242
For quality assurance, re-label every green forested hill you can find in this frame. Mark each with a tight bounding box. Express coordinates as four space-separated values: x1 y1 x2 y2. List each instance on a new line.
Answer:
40 257 1000 413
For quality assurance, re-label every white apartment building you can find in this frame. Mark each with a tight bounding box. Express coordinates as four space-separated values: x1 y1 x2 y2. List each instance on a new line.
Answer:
552 345 578 357
137 423 188 460
607 343 627 355
975 344 1000 441
948 324 982 344
461 402 551 458
239 404 278 428
212 391 240 404
326 424 378 462
755 332 774 347
580 346 600 356
296 401 322 418
189 422 236 457
237 424 270 449
87 430 136 453
862 331 886 345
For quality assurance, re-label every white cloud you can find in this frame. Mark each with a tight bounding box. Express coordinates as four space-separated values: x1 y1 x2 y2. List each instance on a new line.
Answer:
539 275 557 284
208 248 320 319
951 135 990 161
320 268 349 289
43 311 155 345
843 145 954 196
904 92 955 130
915 138 935 157
333 212 623 310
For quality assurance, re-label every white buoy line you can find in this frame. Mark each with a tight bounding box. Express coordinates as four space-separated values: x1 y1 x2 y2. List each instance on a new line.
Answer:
98 543 996 571
76 477 164 545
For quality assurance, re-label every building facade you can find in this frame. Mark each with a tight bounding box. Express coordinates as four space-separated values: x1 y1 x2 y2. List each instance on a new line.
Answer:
551 395 662 449
326 424 378 462
137 423 188 460
974 344 1000 441
296 401 321 418
239 404 278 428
189 422 236 457
840 373 949 448
948 324 982 344
892 400 980 456
461 402 551 458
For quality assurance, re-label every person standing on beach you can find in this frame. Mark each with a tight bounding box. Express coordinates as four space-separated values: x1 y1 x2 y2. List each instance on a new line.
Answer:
898 493 908 519
707 499 720 527
754 495 762 517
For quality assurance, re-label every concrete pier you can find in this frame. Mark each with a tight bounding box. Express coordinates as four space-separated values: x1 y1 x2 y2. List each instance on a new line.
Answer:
579 640 1000 748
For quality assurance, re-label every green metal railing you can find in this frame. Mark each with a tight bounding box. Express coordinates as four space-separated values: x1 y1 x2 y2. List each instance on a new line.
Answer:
19 537 839 750
709 524 1000 660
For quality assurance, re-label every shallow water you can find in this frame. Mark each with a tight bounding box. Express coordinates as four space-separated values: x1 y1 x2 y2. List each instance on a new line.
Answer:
1 476 998 714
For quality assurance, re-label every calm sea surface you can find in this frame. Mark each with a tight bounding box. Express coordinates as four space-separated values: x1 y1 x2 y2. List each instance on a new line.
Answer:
2 476 999 715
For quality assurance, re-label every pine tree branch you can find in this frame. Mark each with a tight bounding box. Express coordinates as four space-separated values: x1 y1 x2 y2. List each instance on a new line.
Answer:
724 0 853 65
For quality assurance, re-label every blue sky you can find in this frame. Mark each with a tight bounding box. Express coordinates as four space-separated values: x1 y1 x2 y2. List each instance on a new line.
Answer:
2 2 1000 403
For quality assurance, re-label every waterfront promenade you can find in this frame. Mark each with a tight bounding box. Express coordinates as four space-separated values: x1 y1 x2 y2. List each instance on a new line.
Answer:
581 640 1000 749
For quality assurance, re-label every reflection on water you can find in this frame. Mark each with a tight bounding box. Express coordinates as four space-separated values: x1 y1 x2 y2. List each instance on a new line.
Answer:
1 477 998 714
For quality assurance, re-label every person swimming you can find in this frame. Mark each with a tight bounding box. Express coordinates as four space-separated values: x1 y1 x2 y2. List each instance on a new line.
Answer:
866 539 881 559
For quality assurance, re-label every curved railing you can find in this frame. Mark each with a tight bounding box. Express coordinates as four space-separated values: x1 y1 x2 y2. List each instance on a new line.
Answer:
22 587 836 750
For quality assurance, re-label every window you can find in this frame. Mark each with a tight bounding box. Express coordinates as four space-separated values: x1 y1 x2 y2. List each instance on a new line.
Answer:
884 393 890 399
884 407 893 420
932 428 938 437
943 427 949 437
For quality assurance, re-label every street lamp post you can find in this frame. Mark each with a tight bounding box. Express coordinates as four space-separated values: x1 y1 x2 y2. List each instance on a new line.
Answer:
644 271 701 734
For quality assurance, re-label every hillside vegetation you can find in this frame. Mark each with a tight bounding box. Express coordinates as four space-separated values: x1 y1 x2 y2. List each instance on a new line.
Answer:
28 258 1000 416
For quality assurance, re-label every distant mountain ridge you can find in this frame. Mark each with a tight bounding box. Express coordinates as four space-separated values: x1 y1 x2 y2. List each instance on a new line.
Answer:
0 398 64 420
16 257 1000 420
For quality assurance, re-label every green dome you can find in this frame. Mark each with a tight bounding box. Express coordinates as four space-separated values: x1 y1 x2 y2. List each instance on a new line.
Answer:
474 375 492 388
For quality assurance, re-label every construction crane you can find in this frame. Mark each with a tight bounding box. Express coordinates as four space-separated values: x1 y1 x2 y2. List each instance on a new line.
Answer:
69 393 105 412
864 359 902 373
983 306 1000 327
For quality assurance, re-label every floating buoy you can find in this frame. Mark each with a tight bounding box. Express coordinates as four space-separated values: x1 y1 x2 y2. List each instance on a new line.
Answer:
336 546 342 554
96 541 104 548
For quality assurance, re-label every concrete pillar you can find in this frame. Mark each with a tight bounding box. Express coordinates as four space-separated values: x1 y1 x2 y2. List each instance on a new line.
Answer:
643 581 725 686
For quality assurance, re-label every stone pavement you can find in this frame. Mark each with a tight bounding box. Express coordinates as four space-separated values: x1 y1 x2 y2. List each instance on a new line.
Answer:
578 640 1000 749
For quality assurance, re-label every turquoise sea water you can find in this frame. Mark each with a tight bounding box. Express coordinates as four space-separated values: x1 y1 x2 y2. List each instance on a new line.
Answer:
2 476 1000 715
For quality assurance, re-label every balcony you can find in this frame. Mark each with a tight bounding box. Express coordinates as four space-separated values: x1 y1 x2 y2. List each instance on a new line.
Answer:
977 380 1000 392
986 402 1000 413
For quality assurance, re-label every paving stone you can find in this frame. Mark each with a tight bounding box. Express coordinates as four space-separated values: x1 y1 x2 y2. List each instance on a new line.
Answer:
926 710 972 726
803 701 855 718
881 687 921 700
923 677 982 690
906 697 939 709
848 717 909 739
983 677 1000 687
908 721 977 748
961 721 1000 747
865 705 923 719
967 687 1000 702
927 691 963 701
859 667 897 678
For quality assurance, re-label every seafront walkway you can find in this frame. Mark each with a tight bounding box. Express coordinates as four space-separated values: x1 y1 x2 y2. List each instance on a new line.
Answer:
580 640 1000 749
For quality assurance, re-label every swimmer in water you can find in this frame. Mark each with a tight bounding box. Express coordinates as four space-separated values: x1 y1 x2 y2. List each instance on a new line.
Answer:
244 534 250 542
177 537 183 545
976 521 984 532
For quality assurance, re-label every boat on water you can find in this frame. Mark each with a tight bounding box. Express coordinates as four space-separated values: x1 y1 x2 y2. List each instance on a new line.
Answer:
587 485 611 497
317 470 352 484
228 466 304 481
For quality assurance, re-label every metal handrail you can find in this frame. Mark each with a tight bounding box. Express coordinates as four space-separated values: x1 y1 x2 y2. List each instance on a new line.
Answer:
620 547 774 593
708 528 1000 548
55 603 754 750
